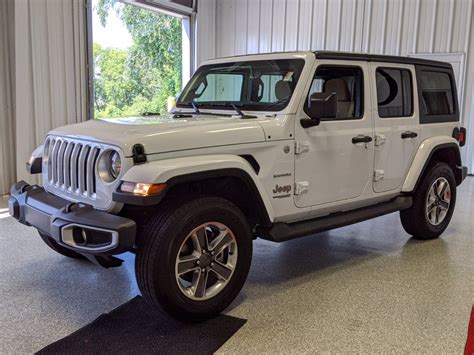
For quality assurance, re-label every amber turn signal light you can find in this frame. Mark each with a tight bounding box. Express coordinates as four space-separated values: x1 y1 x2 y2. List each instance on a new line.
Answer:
120 182 167 196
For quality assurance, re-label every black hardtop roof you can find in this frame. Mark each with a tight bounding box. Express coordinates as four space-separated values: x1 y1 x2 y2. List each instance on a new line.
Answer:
208 51 452 69
314 51 452 69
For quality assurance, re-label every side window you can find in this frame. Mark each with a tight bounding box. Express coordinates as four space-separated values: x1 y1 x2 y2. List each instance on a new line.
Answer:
305 66 364 120
419 71 455 115
376 68 413 118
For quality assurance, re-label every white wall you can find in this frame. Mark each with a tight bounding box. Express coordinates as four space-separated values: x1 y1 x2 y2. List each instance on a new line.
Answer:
0 0 16 195
13 0 89 187
196 0 474 172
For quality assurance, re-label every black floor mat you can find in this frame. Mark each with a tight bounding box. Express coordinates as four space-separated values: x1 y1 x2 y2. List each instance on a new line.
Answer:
36 296 246 354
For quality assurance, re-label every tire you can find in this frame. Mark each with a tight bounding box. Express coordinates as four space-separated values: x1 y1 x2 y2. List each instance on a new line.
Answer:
38 232 86 259
136 196 252 320
400 162 456 240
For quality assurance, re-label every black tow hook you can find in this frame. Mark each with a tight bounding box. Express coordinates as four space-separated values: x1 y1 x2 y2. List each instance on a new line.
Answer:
65 203 80 213
64 202 92 214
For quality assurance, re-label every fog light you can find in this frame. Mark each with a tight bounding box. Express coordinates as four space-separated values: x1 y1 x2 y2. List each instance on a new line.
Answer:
61 225 118 252
72 227 87 245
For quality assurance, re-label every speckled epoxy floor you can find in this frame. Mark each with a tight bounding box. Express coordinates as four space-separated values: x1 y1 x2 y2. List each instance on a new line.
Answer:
1 178 473 353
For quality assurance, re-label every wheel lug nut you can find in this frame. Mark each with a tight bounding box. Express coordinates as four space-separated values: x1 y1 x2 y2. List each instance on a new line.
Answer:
201 268 205 272
210 262 214 267
196 260 200 265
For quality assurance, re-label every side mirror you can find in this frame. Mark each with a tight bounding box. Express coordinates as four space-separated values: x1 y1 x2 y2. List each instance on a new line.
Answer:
300 92 337 128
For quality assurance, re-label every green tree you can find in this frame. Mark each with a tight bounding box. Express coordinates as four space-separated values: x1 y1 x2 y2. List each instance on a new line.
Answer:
94 0 182 118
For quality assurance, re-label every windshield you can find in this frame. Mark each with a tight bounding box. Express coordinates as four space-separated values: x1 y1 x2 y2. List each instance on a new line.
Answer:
176 59 305 112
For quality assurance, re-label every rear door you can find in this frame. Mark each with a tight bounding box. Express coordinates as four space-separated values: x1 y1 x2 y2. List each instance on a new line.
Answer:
370 63 420 193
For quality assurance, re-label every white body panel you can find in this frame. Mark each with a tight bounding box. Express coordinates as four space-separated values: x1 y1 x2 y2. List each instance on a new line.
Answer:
32 51 463 223
50 114 266 157
294 59 374 209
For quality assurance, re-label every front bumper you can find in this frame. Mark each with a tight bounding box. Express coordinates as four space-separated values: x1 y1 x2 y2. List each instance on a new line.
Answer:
9 181 136 258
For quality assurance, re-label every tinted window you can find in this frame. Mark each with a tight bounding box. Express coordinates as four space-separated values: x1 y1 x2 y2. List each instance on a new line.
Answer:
177 59 305 111
419 71 455 115
376 68 413 118
305 66 364 120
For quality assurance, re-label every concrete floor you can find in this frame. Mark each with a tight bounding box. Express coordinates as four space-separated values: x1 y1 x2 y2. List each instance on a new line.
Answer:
1 178 473 353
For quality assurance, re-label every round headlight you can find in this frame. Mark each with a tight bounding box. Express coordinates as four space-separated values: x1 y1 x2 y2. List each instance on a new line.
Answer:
98 150 122 183
110 151 122 179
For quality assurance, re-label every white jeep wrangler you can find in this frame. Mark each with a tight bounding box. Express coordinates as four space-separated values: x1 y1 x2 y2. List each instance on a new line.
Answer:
9 51 468 320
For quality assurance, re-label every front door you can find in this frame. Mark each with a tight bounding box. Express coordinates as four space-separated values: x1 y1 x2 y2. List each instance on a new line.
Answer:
370 63 420 193
294 61 374 208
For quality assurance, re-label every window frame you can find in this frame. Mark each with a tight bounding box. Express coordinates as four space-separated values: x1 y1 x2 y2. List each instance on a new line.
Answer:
415 65 459 124
304 64 365 121
85 0 194 120
375 67 414 119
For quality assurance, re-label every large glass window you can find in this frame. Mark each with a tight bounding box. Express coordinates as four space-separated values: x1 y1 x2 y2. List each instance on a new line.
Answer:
419 71 455 115
305 66 364 120
376 68 413 118
91 0 186 118
176 59 305 111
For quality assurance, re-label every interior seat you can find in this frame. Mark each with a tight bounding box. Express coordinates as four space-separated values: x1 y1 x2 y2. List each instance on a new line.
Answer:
275 80 291 101
324 78 354 118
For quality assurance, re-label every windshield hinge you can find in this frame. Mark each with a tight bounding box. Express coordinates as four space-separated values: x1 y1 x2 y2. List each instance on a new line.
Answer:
295 141 309 155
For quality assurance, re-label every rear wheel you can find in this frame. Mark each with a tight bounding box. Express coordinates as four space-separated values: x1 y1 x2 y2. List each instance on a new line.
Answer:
136 196 252 320
400 162 456 240
38 232 86 259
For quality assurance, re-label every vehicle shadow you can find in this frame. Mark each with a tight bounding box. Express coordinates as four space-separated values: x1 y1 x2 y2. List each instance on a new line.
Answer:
247 231 385 285
237 213 448 304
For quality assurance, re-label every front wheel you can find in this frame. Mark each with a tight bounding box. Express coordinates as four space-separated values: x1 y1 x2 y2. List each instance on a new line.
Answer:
400 162 456 240
135 197 252 320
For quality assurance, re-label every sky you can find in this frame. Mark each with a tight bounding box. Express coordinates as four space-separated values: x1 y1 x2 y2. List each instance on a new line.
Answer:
92 0 132 49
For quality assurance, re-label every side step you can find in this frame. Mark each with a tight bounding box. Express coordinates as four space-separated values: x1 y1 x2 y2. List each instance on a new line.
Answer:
258 196 412 242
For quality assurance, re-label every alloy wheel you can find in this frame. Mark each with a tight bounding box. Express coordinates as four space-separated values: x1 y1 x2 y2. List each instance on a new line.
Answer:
175 222 238 301
426 177 451 226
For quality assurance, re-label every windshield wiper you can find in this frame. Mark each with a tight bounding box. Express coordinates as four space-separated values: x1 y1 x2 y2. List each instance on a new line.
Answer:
230 104 245 117
208 103 257 119
191 100 201 114
175 101 256 118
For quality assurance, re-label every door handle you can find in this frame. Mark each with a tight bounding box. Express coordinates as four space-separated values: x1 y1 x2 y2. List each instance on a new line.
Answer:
352 135 373 144
401 131 418 139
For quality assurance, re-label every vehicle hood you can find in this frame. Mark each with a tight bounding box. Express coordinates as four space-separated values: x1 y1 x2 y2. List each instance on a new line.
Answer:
49 114 266 156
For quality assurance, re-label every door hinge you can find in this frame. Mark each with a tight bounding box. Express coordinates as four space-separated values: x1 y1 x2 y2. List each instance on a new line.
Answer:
374 134 386 146
295 141 309 155
373 170 385 182
294 181 310 195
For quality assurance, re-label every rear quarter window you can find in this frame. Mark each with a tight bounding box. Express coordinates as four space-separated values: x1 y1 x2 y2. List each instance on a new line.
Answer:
415 65 459 124
420 71 454 115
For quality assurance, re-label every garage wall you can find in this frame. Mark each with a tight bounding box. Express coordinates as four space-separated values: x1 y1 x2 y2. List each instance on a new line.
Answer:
196 0 474 172
0 0 16 195
12 0 89 187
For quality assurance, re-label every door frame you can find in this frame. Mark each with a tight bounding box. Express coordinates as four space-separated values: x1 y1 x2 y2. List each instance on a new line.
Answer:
368 61 421 193
293 59 375 210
